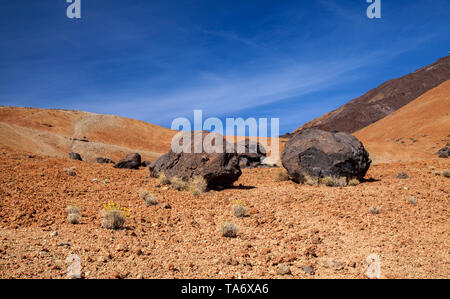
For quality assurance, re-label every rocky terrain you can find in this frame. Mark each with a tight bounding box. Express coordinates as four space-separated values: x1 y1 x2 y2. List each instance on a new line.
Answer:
0 71 449 279
296 56 450 133
0 144 449 279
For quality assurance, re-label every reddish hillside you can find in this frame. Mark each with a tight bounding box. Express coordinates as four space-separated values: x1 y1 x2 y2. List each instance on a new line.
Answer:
355 80 450 163
0 106 177 162
296 56 450 133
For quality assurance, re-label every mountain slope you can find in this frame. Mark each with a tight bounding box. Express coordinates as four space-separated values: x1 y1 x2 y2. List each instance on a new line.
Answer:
296 56 450 133
354 80 450 163
0 106 177 162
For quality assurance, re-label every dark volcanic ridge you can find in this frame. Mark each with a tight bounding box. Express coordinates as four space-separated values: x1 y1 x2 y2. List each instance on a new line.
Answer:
296 56 450 134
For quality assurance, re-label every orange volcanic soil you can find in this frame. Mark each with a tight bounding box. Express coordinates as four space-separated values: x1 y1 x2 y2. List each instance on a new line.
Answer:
355 80 450 164
0 106 177 162
0 145 448 279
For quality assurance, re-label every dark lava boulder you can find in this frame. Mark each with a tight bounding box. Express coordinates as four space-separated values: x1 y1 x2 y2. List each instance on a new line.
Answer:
281 129 371 183
235 139 266 168
149 131 241 190
94 157 115 164
69 152 83 161
114 153 142 170
436 147 448 158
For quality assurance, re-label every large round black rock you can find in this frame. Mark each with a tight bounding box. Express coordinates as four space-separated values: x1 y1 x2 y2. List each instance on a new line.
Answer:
281 129 371 183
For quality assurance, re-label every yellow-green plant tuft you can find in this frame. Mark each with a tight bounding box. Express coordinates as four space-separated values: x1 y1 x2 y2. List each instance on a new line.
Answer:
274 168 290 182
101 202 130 230
171 176 189 191
158 172 170 185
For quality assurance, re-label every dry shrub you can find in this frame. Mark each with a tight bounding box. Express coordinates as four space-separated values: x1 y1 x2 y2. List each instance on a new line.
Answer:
369 206 381 215
171 176 189 191
66 205 81 215
321 176 347 187
231 200 249 218
66 204 81 225
189 175 208 195
158 172 170 185
302 174 317 186
407 196 418 205
348 178 360 186
101 203 130 230
67 213 80 224
275 168 290 182
221 222 238 238
139 189 158 206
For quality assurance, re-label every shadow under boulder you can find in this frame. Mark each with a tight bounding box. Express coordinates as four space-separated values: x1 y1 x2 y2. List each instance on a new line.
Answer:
93 157 115 164
281 128 371 184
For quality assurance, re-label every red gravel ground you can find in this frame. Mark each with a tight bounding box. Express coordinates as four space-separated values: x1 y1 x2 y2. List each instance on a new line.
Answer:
0 146 448 279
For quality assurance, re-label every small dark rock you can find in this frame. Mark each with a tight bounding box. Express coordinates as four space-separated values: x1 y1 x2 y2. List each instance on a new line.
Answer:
69 152 83 161
94 157 115 164
276 264 291 276
436 147 448 158
396 172 409 179
301 265 315 275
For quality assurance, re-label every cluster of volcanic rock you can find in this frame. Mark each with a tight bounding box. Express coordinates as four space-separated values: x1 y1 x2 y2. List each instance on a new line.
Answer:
70 128 372 190
68 152 150 169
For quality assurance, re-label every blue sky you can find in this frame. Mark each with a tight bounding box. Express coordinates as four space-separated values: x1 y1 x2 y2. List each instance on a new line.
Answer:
0 0 449 135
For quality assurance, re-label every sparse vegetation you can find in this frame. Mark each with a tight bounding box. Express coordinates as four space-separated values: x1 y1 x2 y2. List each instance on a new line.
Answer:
64 167 76 176
66 204 81 224
221 222 238 238
188 175 208 195
101 202 130 230
171 176 189 191
67 213 80 224
407 196 418 205
275 168 290 182
321 176 347 187
66 205 81 215
231 200 249 218
348 178 360 186
139 189 158 206
369 206 381 215
158 172 170 185
443 170 450 178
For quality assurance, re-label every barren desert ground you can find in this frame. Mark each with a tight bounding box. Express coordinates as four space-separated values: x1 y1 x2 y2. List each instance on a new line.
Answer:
0 144 448 279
